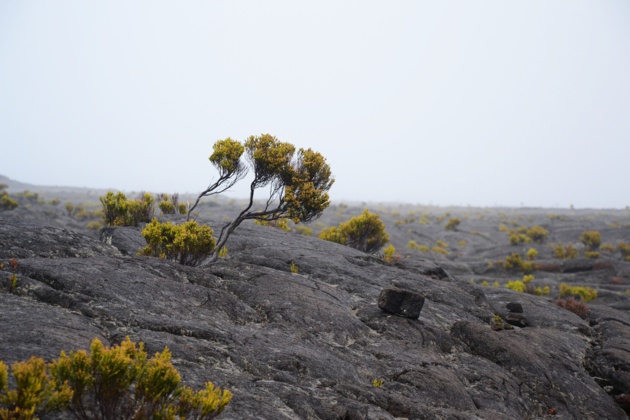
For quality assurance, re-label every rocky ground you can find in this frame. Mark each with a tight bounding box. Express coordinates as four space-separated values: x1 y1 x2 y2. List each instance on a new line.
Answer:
1 176 630 419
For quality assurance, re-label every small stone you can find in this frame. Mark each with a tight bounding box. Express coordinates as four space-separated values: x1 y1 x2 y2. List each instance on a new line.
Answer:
506 302 523 313
505 313 528 328
378 288 425 320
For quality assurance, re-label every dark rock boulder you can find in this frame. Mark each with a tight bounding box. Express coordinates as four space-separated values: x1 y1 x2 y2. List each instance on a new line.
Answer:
377 288 425 319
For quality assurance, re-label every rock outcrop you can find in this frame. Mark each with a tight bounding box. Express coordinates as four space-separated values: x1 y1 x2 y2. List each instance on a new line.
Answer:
1 214 629 419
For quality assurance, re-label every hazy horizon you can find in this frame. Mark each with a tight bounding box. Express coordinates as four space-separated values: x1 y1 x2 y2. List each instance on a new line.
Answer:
2 2 629 208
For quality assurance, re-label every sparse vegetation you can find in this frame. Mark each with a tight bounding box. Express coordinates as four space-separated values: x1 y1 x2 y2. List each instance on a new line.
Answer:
445 218 461 231
559 283 597 302
100 191 155 227
0 337 232 419
555 297 590 318
525 248 538 261
319 210 389 253
0 185 18 211
255 217 291 232
188 135 334 262
579 231 601 251
552 243 578 259
138 219 216 266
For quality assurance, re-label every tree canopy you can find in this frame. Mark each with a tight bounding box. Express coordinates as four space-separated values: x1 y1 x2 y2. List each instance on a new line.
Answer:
189 134 334 263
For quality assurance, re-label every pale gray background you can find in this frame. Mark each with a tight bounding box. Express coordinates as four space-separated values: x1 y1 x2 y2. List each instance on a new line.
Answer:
1 1 629 208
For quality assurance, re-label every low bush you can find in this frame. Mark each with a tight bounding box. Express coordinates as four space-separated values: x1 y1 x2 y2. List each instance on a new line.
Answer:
580 231 601 251
584 251 600 259
295 225 313 236
526 248 538 260
559 283 597 302
618 242 630 259
100 191 155 227
504 253 533 273
555 297 590 318
552 243 578 259
600 243 616 253
138 218 216 266
527 226 549 243
382 245 401 264
0 337 232 419
0 193 18 211
444 218 461 231
318 210 389 253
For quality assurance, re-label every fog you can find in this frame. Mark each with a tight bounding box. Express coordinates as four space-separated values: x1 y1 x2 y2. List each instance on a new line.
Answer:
1 1 629 208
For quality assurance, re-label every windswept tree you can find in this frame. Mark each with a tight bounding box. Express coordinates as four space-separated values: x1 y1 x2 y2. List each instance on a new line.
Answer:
189 134 334 263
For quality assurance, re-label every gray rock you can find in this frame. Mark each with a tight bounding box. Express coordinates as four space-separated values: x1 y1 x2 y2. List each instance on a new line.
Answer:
377 287 425 319
0 215 629 419
506 302 523 313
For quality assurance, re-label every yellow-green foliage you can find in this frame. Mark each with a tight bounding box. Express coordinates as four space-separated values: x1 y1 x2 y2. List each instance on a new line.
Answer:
444 218 461 231
295 225 313 236
100 191 155 227
436 240 448 248
139 218 216 266
382 245 400 264
159 200 176 215
86 221 103 231
0 191 18 211
526 248 538 261
319 210 389 254
431 246 449 255
579 231 601 251
618 242 630 258
16 191 39 203
506 280 526 292
553 243 578 259
255 217 291 232
508 230 531 245
372 379 383 387
504 253 533 273
318 226 345 244
290 262 299 273
49 198 61 206
407 240 423 251
506 275 549 295
458 240 468 247
499 224 509 232
0 357 72 419
481 280 489 287
526 226 549 243
45 337 231 419
600 243 616 253
493 281 500 287
218 246 228 258
559 283 597 302
584 251 600 259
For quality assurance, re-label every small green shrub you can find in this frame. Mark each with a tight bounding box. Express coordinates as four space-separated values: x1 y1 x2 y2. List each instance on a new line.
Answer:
600 243 616 253
318 226 345 244
526 248 538 261
584 251 600 259
319 210 389 254
290 262 299 273
444 218 461 231
382 245 400 264
0 357 72 418
372 379 384 387
506 280 526 293
559 283 597 302
580 231 601 251
553 243 578 259
138 218 216 266
100 191 155 227
0 192 18 211
526 226 549 243
48 337 231 419
504 253 533 273
295 225 313 236
618 242 630 258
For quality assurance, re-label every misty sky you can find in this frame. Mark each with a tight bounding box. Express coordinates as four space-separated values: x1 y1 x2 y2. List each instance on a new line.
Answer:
1 1 629 208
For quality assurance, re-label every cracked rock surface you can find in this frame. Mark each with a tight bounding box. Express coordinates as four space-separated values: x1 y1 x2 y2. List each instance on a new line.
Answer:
1 215 629 419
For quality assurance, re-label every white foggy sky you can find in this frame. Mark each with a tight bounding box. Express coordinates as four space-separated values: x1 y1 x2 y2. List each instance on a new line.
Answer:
1 1 629 208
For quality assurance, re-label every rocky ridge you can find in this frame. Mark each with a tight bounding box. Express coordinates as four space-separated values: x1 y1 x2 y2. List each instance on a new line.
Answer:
1 212 630 419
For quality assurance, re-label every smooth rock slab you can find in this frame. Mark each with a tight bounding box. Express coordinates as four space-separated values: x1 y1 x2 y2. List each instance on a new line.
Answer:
378 287 425 319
